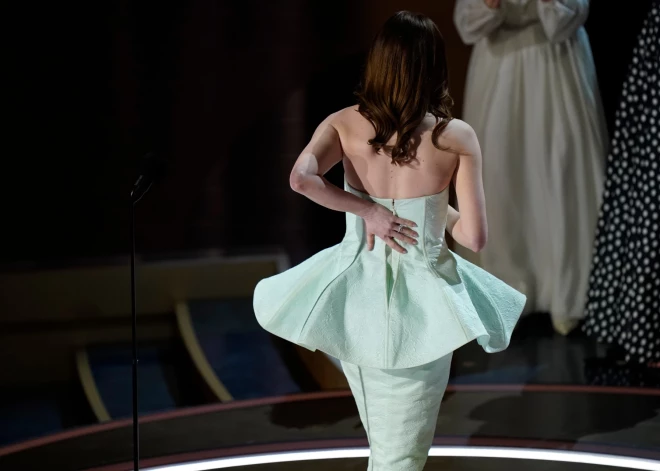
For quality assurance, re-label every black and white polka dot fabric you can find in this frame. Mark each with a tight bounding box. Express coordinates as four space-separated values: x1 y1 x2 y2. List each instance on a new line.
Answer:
583 2 660 365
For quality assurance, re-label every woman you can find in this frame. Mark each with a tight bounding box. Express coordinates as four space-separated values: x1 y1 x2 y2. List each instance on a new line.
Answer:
454 0 608 335
583 1 660 367
254 11 525 470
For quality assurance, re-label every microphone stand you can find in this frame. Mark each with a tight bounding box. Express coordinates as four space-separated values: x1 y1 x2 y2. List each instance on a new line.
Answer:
130 179 153 471
130 198 139 471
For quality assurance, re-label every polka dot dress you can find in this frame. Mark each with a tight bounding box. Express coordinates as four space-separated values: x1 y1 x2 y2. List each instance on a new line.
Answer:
583 2 660 365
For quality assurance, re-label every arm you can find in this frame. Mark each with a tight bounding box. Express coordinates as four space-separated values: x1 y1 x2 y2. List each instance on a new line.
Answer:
446 122 488 252
446 205 461 235
289 114 373 217
537 0 589 43
290 113 418 253
454 0 505 45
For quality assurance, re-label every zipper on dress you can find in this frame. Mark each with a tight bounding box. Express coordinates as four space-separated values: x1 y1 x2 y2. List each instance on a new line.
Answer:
385 198 401 366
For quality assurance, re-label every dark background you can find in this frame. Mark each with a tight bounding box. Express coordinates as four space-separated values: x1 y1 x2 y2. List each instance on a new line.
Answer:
2 0 652 266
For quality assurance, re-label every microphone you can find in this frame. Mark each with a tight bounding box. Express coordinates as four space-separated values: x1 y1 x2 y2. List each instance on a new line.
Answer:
131 152 166 203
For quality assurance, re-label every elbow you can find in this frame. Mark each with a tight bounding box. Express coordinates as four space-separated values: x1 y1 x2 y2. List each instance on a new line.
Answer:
471 239 487 253
468 232 488 253
289 170 307 194
454 219 488 252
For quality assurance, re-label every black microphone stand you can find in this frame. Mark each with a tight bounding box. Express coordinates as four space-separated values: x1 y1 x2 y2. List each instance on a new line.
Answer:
130 178 154 471
130 197 139 471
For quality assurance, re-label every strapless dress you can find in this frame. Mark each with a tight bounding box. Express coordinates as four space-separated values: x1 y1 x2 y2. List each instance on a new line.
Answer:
253 178 526 369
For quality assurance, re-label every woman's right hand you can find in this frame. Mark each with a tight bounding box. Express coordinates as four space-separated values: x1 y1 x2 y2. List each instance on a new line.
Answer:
484 0 501 8
362 203 419 254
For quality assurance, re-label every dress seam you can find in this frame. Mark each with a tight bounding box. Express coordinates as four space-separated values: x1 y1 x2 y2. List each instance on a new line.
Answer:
384 242 390 366
421 199 471 340
297 237 361 342
457 261 508 337
387 247 402 366
266 253 334 325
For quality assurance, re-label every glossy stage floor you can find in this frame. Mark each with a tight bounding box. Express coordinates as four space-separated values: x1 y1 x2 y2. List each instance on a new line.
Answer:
1 315 659 471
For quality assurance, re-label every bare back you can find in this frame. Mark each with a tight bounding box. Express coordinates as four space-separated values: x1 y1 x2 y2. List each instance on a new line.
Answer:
290 104 487 252
333 106 459 199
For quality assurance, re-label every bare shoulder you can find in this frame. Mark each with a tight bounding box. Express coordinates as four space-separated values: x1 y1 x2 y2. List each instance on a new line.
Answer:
441 119 477 144
332 105 362 127
315 106 360 131
439 119 480 156
304 107 359 148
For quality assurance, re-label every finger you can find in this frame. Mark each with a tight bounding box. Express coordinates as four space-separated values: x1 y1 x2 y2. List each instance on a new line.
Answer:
402 227 419 239
385 237 407 254
396 217 418 228
389 230 418 246
367 233 375 251
393 224 419 239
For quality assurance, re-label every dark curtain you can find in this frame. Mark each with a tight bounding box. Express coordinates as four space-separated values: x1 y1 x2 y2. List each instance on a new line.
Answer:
1 0 647 265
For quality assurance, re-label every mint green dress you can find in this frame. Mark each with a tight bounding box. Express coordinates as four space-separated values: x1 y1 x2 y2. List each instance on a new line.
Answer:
253 178 526 470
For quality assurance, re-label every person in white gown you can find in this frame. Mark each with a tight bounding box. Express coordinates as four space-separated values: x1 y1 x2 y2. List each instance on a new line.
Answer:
454 0 608 334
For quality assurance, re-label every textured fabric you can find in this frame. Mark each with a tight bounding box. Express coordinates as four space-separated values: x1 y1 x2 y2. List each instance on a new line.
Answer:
454 0 608 333
583 2 660 364
341 353 452 471
253 179 526 369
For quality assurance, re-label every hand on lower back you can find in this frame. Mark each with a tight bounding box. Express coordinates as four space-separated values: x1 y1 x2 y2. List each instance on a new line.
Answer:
362 203 419 254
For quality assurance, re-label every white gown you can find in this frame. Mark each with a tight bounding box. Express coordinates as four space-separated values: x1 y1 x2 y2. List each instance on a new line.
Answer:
454 0 608 334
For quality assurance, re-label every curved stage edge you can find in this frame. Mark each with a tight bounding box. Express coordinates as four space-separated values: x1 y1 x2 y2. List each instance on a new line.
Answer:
1 385 659 471
90 443 660 471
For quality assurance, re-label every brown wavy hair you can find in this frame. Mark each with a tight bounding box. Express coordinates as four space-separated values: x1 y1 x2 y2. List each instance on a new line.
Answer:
355 11 454 165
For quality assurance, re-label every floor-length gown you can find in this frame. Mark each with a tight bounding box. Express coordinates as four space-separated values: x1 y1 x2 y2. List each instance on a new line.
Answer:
583 1 660 365
454 0 608 334
254 178 525 470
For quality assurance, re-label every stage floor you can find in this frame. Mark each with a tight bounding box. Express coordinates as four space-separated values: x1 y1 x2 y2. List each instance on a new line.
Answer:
1 314 659 471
